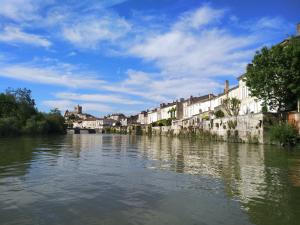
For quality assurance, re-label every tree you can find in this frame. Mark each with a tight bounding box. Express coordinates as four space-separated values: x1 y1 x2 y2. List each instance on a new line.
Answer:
222 97 241 116
167 107 176 119
245 37 300 112
5 88 37 123
0 88 66 136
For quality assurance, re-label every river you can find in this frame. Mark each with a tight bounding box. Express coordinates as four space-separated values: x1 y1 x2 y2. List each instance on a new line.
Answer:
0 134 300 225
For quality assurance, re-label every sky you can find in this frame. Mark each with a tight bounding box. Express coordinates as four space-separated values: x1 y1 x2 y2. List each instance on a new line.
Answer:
0 0 299 117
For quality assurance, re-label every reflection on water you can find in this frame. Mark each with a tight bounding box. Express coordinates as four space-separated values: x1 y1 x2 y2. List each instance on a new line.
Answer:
0 134 300 225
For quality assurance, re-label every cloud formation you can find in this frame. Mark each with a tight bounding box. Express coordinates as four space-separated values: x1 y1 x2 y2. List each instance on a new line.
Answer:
0 63 104 88
0 1 294 115
0 26 51 47
62 16 131 48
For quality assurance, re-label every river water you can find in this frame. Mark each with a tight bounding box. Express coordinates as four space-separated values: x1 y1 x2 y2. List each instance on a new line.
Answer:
0 134 300 225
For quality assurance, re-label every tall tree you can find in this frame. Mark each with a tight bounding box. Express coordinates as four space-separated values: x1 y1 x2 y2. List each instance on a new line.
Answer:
245 37 300 112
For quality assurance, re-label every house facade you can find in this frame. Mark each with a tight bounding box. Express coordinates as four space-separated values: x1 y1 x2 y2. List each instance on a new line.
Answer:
147 109 158 124
137 111 148 125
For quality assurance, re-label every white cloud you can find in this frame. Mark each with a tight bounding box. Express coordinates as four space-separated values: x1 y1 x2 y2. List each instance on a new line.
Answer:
253 17 288 30
129 9 256 79
113 70 224 102
0 26 51 47
55 92 143 105
0 63 105 88
174 5 224 30
0 0 40 22
62 16 131 48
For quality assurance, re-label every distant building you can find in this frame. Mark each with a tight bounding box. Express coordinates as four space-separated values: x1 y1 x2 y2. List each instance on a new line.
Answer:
82 118 97 129
106 113 126 121
64 105 95 121
121 115 138 126
95 118 117 129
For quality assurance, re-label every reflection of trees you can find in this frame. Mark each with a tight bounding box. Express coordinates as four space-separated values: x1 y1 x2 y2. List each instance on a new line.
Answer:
244 146 300 225
0 138 37 177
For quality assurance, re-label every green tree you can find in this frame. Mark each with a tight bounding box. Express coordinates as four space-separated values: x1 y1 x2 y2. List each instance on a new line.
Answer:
44 109 66 134
0 88 66 136
245 37 300 112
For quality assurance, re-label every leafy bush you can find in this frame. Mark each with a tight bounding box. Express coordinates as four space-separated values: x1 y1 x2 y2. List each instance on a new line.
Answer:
214 110 225 118
202 115 210 120
269 123 299 146
151 118 172 127
0 117 21 136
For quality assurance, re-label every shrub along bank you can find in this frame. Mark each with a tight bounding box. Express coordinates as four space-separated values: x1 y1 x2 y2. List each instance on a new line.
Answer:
0 88 66 137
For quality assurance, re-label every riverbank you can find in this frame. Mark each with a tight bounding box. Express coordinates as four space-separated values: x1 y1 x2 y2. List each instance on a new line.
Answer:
93 112 299 145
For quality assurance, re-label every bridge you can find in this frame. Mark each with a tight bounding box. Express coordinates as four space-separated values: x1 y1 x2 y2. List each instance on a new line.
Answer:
67 128 96 134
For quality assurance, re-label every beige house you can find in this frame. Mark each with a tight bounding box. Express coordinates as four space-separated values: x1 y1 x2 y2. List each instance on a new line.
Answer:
137 111 148 125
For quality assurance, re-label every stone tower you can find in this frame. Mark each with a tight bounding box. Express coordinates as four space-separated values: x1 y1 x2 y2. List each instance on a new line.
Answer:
74 104 82 114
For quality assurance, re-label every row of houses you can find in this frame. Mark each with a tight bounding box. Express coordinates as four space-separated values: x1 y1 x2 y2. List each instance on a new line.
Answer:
135 74 264 127
64 74 263 130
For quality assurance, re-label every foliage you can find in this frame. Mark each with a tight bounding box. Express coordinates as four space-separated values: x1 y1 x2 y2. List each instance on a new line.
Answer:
222 97 241 116
0 117 21 136
269 123 299 146
167 107 176 118
0 88 66 137
245 37 300 112
227 120 237 129
202 115 210 120
151 118 172 127
214 110 225 118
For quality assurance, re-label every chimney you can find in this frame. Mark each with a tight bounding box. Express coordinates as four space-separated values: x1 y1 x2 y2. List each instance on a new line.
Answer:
224 80 229 94
297 23 300 36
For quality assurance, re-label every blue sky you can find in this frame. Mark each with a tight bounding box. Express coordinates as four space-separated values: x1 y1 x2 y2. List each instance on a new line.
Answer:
0 0 299 116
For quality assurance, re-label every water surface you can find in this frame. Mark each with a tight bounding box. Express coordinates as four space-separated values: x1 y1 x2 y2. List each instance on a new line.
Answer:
0 134 300 225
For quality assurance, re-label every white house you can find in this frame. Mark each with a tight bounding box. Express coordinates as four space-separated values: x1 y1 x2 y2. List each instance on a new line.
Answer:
183 95 212 119
95 118 116 129
159 103 177 120
237 75 263 115
82 118 97 129
147 109 159 124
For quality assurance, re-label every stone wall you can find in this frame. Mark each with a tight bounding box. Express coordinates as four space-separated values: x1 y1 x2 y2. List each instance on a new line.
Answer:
145 113 279 144
96 113 280 144
202 113 264 143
